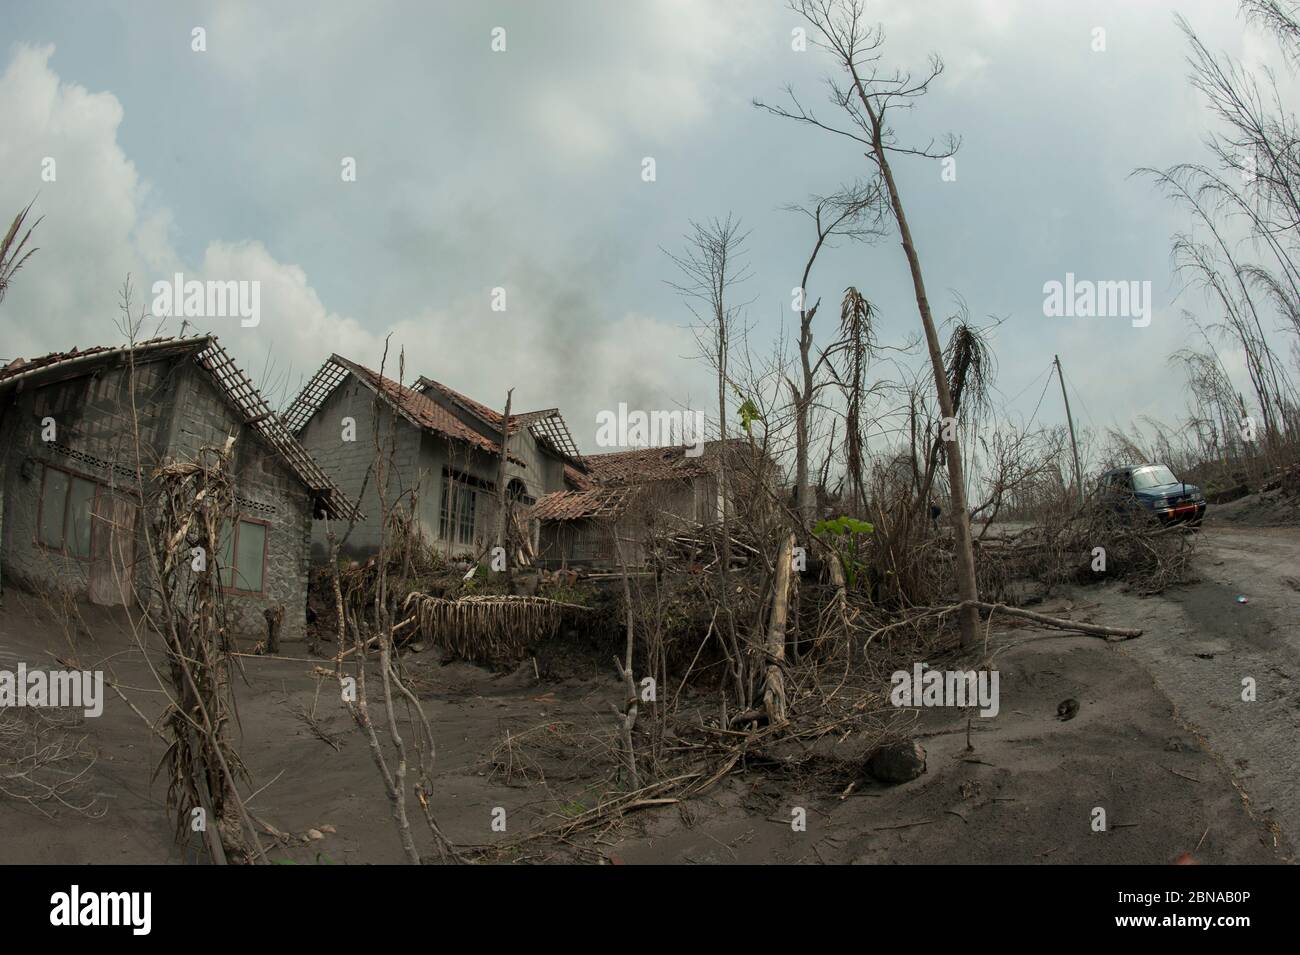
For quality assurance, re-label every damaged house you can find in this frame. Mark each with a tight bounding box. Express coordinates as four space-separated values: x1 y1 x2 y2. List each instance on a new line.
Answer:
0 337 356 644
283 355 584 562
530 439 764 569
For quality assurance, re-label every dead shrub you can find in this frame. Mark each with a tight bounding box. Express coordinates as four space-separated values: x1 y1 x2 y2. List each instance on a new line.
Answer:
0 707 103 818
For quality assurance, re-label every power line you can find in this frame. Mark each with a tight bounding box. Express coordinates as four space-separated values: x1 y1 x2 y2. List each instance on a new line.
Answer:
1066 374 1097 431
1025 364 1056 429
1003 361 1054 407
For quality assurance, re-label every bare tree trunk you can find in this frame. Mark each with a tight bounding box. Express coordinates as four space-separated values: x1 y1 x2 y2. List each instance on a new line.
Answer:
793 385 814 525
861 102 980 647
762 533 796 723
612 534 639 788
263 605 284 655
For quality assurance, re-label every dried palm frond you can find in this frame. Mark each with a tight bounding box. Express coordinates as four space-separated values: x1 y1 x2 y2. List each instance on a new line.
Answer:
148 437 259 862
837 286 877 510
404 593 589 666
943 320 994 422
0 199 42 304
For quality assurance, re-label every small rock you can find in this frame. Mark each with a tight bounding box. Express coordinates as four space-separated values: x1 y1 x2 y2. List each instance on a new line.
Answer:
866 741 926 784
1057 698 1079 721
306 828 324 841
319 824 336 834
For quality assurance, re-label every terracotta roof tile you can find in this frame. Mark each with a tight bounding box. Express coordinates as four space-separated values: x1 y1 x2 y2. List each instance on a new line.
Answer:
582 439 742 485
417 376 512 429
528 485 639 522
335 358 524 465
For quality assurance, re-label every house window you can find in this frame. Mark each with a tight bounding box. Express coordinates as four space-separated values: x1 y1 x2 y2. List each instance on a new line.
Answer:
38 465 97 558
439 475 478 545
217 517 268 593
507 478 534 506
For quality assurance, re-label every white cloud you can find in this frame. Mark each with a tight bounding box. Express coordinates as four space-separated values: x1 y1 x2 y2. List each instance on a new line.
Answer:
0 42 708 448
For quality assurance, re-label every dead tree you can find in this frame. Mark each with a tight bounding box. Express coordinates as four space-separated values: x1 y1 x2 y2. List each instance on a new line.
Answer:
150 437 262 863
783 185 884 525
761 533 796 724
758 0 982 645
1138 4 1300 462
611 533 639 789
327 341 459 863
666 216 754 704
835 286 876 513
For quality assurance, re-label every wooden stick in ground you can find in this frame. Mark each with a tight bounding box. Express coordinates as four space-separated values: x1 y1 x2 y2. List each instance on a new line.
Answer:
494 388 514 553
825 548 848 634
612 533 639 789
762 533 796 725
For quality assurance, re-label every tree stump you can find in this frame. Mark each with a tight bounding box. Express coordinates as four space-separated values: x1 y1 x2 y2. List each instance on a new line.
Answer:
263 605 285 655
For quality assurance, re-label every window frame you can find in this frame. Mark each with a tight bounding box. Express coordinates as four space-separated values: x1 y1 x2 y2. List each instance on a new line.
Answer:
439 470 483 546
35 462 100 561
217 515 271 597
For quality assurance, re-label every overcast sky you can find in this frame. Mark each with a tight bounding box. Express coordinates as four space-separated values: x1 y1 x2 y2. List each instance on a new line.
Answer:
1 0 1294 456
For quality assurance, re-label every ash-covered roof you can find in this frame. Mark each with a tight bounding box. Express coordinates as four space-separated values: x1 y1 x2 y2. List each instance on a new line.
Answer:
334 357 520 461
283 355 582 469
416 376 583 465
581 439 743 485
528 484 640 522
0 336 359 521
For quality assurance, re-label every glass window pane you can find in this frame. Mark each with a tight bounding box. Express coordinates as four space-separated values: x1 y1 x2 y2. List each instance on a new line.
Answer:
439 481 453 540
40 469 69 547
66 478 96 558
459 489 475 543
235 520 265 592
217 519 235 588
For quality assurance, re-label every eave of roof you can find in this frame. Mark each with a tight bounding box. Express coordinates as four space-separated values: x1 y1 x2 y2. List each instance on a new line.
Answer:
331 358 525 466
0 337 210 390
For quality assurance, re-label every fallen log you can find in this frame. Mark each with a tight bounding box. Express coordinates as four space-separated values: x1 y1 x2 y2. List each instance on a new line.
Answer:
960 599 1141 640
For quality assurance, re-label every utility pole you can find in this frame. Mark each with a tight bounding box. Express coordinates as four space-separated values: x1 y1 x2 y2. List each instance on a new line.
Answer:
1054 355 1084 506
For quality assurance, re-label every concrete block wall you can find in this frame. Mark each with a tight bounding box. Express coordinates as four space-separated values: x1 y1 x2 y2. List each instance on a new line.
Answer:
0 361 171 599
299 371 573 563
0 356 316 645
169 366 314 644
299 376 423 560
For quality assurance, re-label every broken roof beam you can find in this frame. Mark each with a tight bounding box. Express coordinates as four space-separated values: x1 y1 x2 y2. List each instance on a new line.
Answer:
281 356 350 434
526 410 584 466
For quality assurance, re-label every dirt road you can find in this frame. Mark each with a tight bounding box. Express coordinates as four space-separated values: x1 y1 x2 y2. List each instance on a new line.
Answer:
1098 523 1300 856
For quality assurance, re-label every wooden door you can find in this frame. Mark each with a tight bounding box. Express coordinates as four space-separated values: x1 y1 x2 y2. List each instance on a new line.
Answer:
89 492 136 607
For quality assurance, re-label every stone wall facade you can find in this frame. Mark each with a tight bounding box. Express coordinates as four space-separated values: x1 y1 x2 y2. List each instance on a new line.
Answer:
0 354 314 644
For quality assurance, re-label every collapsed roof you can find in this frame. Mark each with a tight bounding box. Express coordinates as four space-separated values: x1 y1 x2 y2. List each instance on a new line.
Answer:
581 440 741 485
281 354 583 470
0 336 359 520
528 439 746 522
415 375 583 466
528 484 640 522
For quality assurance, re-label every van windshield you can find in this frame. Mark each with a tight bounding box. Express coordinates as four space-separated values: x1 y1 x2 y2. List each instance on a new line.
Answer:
1132 466 1178 490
